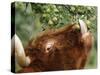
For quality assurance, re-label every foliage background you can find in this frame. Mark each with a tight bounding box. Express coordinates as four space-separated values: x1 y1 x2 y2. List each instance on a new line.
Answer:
12 2 97 72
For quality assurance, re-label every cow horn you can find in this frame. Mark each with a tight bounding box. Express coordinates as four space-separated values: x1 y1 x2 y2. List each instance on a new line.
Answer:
79 19 87 34
11 34 31 67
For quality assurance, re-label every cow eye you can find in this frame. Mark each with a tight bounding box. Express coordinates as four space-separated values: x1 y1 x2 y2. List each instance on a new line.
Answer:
45 41 54 53
47 47 51 51
46 45 52 53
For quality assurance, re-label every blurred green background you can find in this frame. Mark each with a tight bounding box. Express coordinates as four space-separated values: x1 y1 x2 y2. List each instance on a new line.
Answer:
12 2 97 71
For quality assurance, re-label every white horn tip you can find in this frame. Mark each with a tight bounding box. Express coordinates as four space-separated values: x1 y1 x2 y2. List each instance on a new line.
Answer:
14 34 31 67
79 19 87 34
25 56 31 66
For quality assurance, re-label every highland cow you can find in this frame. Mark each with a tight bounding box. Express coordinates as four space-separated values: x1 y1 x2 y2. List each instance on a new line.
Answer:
11 20 93 73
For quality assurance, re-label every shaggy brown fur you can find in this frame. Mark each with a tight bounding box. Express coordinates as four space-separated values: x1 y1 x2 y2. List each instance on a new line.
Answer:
19 24 93 73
